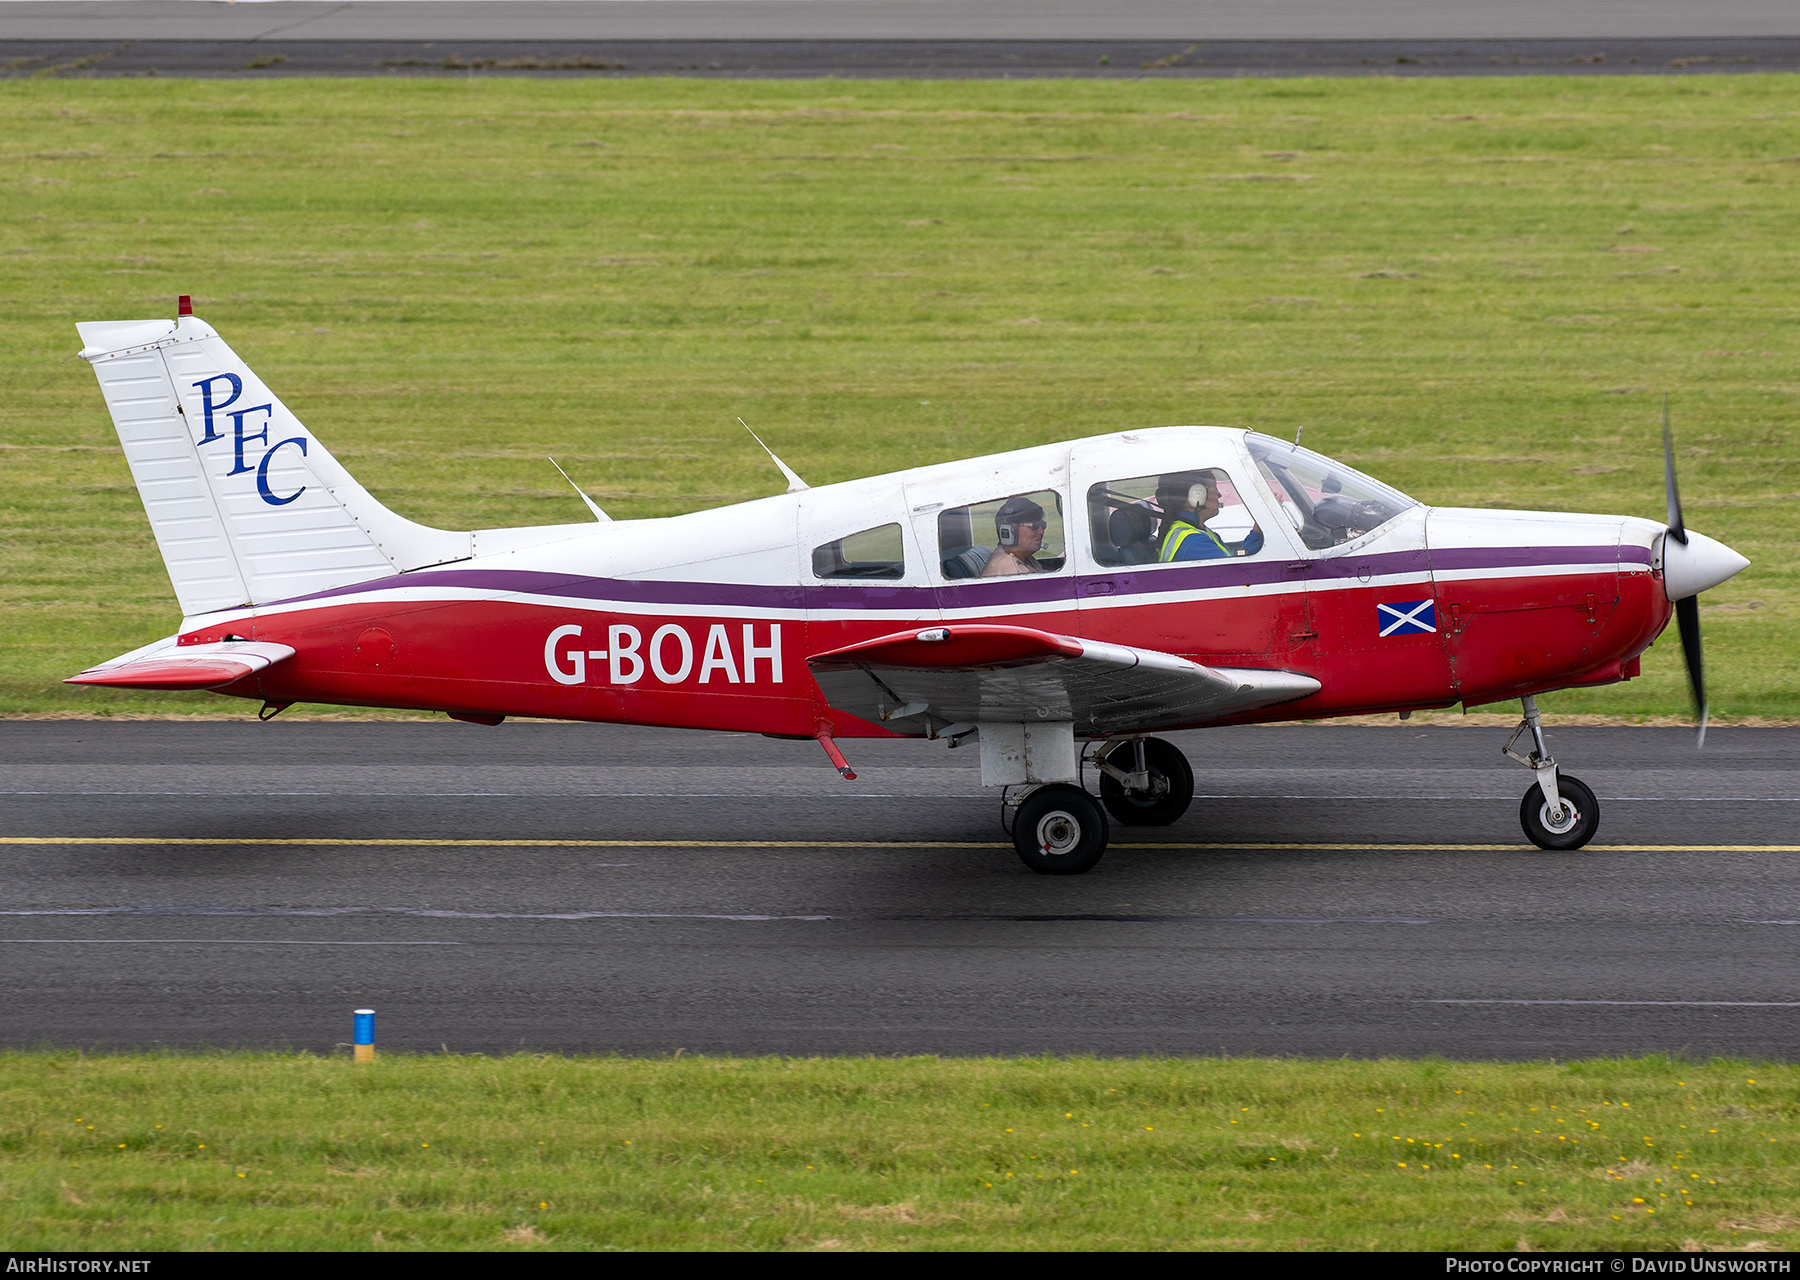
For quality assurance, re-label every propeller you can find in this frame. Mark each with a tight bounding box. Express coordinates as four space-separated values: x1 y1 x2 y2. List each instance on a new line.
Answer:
1662 396 1706 747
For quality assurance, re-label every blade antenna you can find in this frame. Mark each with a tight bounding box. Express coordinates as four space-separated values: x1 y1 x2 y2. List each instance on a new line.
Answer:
738 417 808 493
548 457 611 522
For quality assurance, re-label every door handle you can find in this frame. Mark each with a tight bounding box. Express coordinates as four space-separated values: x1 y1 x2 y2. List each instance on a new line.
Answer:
1082 581 1115 596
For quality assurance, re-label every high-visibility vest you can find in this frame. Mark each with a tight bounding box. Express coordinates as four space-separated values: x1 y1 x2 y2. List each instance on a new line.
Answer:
1160 520 1229 562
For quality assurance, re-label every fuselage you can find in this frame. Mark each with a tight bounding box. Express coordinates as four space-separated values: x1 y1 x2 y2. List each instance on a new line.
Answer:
171 427 1674 736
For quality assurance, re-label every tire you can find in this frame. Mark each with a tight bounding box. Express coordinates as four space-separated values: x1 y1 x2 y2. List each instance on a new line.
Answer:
1012 785 1109 875
1519 774 1600 851
1097 737 1194 827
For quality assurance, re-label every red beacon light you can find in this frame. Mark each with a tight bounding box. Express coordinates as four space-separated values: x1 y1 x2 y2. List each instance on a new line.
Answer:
177 295 192 316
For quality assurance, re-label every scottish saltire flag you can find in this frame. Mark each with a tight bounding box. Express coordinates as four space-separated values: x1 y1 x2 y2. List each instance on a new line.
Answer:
1377 599 1437 637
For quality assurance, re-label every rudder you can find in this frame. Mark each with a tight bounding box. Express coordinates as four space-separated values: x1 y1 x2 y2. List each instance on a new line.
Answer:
79 307 471 616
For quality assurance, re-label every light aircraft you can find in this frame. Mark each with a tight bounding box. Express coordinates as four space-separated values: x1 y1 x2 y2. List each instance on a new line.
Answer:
69 300 1750 874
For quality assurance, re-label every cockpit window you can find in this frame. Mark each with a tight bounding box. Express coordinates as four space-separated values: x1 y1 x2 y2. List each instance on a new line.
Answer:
1088 470 1264 567
937 490 1066 579
1245 433 1417 550
813 522 904 580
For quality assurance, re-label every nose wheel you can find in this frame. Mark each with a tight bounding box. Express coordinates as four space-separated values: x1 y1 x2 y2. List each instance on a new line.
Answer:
1094 736 1194 826
1520 774 1599 850
1505 696 1601 850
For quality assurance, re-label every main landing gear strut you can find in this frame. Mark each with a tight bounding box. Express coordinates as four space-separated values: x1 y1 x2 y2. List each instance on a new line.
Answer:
1504 695 1600 850
1001 736 1197 875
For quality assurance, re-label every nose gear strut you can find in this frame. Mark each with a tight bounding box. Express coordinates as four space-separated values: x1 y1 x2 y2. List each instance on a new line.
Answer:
1502 695 1600 850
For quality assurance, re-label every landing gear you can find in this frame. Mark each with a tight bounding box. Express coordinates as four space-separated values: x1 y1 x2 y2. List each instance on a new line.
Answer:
1094 737 1194 827
1519 775 1599 851
1504 695 1601 850
1008 784 1110 876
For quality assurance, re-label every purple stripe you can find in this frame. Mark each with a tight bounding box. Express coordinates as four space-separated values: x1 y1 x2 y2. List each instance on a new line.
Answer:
1431 543 1650 572
1305 549 1432 583
261 543 1645 613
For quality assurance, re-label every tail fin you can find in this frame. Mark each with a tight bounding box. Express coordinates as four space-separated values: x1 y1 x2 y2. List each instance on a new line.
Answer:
78 309 472 616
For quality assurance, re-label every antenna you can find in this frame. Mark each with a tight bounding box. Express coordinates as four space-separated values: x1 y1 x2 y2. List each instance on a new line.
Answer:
738 417 808 493
547 457 610 522
1293 425 1304 448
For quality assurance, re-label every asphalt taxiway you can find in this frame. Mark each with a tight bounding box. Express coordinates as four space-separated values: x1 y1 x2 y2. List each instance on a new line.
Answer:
4 37 1797 78
3 0 1796 78
3 719 1797 1059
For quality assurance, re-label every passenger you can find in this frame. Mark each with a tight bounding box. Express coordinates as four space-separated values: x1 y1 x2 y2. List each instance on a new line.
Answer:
1156 472 1264 562
981 495 1048 576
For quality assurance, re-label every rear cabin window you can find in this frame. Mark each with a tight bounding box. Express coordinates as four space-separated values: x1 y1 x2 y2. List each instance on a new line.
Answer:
937 490 1066 579
1088 469 1265 567
813 522 905 580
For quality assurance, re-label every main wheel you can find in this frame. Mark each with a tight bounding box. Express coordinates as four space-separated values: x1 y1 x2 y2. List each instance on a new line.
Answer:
1097 737 1194 827
1012 785 1110 875
1519 774 1600 851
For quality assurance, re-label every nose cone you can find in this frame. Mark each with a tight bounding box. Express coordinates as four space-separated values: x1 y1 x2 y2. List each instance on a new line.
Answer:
1661 530 1750 601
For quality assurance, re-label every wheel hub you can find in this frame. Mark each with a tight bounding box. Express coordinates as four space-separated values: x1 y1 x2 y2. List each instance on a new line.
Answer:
1125 770 1169 804
1036 811 1082 857
1538 799 1579 835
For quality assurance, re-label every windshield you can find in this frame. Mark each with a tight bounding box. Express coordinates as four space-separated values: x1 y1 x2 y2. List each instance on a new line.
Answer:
1245 433 1418 550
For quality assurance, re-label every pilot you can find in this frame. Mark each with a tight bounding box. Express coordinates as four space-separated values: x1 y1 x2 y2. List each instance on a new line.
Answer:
981 495 1048 576
1156 471 1264 562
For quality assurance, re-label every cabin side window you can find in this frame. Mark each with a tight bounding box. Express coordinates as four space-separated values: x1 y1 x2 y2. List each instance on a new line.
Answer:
937 490 1066 579
1088 469 1265 567
812 522 905 580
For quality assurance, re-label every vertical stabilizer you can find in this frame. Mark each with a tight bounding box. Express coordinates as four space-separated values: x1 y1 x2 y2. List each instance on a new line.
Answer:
78 311 473 616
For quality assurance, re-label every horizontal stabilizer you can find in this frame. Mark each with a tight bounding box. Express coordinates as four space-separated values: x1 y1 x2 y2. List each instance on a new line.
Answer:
65 640 295 691
808 624 1320 735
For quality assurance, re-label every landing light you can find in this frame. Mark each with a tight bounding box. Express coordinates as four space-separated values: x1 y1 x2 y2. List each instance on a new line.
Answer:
916 628 950 642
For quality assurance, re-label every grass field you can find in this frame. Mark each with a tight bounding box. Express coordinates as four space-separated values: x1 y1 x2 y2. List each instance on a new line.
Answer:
1 76 1795 718
3 1052 1796 1251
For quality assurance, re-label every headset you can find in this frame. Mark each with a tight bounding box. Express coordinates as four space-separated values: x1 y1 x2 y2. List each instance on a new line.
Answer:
995 502 1046 547
1159 475 1217 513
997 516 1046 547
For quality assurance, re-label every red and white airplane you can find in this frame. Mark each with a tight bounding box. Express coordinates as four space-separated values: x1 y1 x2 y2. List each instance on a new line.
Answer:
69 301 1749 873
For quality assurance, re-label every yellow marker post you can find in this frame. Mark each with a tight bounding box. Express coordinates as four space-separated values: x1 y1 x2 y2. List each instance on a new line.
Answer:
353 1008 375 1064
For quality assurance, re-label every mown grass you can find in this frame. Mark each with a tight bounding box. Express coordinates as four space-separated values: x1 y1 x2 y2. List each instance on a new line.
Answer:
1 76 1795 717
2 1053 1796 1251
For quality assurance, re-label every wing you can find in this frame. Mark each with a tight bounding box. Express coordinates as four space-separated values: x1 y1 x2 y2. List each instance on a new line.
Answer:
65 640 296 691
807 624 1319 735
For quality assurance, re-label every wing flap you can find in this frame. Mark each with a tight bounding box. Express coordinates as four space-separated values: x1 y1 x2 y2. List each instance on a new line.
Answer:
809 624 1319 735
65 640 295 691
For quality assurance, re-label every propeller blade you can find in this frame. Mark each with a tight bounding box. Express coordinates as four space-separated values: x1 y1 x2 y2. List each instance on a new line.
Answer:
1662 394 1687 546
1675 593 1707 748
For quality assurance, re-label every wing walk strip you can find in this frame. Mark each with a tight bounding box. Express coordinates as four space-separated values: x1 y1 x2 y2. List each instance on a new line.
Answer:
2 838 1798 852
